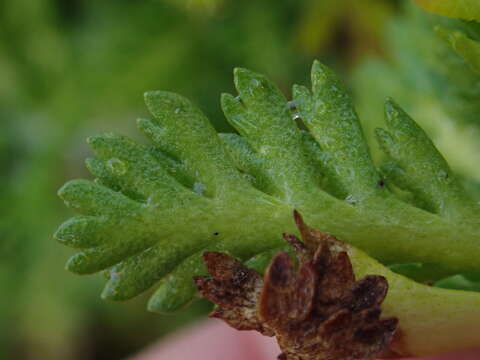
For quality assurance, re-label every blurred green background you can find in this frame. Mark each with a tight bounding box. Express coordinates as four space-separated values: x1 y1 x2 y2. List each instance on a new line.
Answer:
2 0 480 359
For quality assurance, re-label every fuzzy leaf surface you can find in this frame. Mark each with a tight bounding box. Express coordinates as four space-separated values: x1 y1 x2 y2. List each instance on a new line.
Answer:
56 61 480 318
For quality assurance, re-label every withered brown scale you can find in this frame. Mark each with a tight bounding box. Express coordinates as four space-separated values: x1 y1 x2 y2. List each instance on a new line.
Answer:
195 211 398 360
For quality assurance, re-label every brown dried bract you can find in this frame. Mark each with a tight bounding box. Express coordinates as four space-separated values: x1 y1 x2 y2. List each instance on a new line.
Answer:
194 211 398 360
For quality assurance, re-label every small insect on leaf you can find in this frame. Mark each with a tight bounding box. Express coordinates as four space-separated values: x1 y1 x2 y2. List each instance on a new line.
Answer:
195 211 398 360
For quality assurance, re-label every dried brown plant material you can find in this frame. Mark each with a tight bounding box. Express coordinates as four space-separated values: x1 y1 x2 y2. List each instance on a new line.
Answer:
194 211 398 360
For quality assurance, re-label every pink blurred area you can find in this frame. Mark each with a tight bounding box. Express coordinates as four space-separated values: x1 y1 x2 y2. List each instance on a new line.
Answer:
134 320 279 360
134 319 480 360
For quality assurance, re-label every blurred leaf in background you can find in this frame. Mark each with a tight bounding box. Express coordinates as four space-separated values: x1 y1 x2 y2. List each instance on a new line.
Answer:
353 2 480 194
168 0 225 14
414 0 480 21
296 0 395 61
0 0 397 359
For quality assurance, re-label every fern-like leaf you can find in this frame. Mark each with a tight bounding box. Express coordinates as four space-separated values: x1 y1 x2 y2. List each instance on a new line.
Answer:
56 61 480 356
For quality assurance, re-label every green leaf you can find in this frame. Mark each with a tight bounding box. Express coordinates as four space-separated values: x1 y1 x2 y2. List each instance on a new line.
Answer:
56 61 480 355
435 274 480 292
388 262 442 283
436 25 480 74
57 60 480 302
376 99 477 219
415 0 480 21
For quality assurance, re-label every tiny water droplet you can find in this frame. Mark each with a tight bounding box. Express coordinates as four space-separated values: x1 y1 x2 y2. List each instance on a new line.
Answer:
437 170 448 180
109 269 119 281
107 158 127 176
345 194 357 205
259 145 269 155
193 182 205 195
287 100 297 111
146 195 161 208
292 113 302 121
174 107 181 114
251 79 261 87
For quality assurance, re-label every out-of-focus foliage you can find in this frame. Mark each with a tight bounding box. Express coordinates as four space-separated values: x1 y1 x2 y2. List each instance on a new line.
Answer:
296 0 395 58
168 0 225 14
0 0 397 359
436 25 480 74
415 0 480 21
353 2 480 288
353 3 480 187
